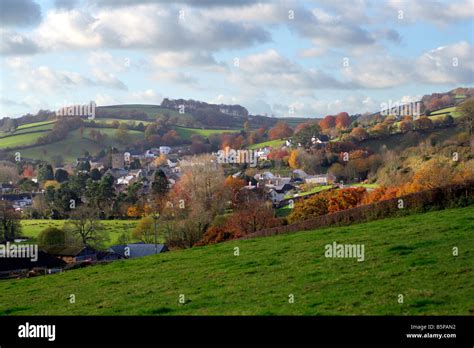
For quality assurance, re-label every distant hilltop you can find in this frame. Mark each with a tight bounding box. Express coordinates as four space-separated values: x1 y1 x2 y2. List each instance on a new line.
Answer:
161 98 249 118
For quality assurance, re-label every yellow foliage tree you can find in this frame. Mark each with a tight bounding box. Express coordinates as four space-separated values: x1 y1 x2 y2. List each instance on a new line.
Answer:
288 150 299 169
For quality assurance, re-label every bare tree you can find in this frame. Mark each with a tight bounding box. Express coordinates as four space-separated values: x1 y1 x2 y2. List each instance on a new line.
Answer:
64 206 108 248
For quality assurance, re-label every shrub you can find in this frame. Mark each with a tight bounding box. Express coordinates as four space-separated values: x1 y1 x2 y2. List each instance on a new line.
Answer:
38 227 65 251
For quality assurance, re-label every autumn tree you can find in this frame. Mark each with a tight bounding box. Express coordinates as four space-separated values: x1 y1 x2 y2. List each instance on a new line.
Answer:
350 127 369 141
458 97 474 135
226 200 279 236
319 115 336 130
335 112 351 129
288 150 300 169
413 116 434 132
224 176 247 206
293 121 321 148
327 187 366 213
268 121 293 140
399 120 414 133
288 191 331 223
132 216 159 244
412 158 456 189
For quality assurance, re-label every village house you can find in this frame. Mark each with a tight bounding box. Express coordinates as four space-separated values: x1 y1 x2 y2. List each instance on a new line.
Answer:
159 146 171 155
108 243 169 259
266 183 296 205
305 173 336 185
0 182 14 194
255 147 271 161
48 246 99 264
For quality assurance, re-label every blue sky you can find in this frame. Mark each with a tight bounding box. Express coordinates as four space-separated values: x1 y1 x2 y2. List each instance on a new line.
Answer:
1 0 473 118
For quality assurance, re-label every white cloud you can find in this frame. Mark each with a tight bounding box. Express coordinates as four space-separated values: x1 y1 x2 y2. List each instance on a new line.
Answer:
342 55 412 89
0 29 40 55
231 49 344 92
415 41 474 84
384 0 474 25
130 89 163 104
152 51 227 72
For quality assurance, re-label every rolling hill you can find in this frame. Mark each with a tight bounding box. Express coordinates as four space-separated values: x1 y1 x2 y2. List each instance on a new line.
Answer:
0 205 472 315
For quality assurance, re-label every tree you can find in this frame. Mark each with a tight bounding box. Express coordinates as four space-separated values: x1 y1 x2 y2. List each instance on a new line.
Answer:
64 206 108 248
350 127 369 141
37 164 54 182
224 176 247 206
268 121 293 140
54 168 69 183
132 216 158 244
0 162 19 182
458 97 474 135
0 201 21 242
116 123 131 144
288 150 299 169
144 123 158 140
413 116 434 132
38 227 65 251
152 169 169 195
293 121 321 148
412 158 456 189
327 187 366 213
288 191 330 223
335 112 351 129
243 120 251 132
227 200 279 236
399 120 414 133
319 115 336 130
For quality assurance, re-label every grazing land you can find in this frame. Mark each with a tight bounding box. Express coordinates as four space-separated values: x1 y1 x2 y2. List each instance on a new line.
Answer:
1 206 472 315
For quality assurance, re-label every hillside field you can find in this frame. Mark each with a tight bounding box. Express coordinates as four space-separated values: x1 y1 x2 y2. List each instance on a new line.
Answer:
10 128 143 163
0 205 472 315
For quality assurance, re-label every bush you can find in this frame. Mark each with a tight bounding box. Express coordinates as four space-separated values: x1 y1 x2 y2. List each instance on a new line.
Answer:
38 227 65 251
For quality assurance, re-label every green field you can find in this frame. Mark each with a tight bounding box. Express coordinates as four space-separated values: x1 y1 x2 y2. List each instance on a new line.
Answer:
16 120 56 130
173 126 239 140
284 185 332 199
20 219 138 246
0 132 51 149
12 124 55 135
10 127 144 163
93 118 153 126
1 206 472 315
100 105 193 120
429 106 462 119
248 139 286 149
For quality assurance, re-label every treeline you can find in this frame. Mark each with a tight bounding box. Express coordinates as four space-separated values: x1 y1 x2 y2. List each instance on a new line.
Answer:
36 117 84 145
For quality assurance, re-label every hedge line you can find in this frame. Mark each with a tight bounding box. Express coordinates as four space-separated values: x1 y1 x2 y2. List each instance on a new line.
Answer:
242 180 474 239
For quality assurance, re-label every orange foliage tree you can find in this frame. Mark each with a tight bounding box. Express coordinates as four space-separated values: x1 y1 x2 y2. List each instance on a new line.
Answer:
335 112 351 129
268 121 293 140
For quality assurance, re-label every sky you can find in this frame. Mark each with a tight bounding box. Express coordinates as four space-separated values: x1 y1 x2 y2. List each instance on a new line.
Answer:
0 0 473 119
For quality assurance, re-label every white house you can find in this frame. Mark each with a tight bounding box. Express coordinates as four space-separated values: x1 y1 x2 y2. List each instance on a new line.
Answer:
160 146 171 155
305 173 335 185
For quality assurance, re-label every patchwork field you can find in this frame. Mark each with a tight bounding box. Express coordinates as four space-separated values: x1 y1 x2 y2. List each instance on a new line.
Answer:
1 205 472 315
173 126 240 140
11 127 144 163
248 139 286 149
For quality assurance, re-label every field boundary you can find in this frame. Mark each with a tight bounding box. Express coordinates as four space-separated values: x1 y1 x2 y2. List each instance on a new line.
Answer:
242 181 474 239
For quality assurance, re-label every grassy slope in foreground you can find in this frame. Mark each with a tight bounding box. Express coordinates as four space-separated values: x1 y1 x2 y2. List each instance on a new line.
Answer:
0 206 472 315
